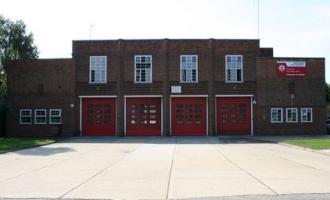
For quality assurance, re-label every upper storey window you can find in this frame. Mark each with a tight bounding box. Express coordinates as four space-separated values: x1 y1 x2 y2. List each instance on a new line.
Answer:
180 55 198 83
225 55 243 82
90 56 107 83
135 55 152 83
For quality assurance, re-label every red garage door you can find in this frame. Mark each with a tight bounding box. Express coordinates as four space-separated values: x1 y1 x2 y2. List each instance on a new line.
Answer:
171 97 207 136
126 97 161 136
82 98 116 136
217 97 251 135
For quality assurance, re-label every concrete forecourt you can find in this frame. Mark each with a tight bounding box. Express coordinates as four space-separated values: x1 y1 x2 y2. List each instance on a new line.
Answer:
1 137 330 199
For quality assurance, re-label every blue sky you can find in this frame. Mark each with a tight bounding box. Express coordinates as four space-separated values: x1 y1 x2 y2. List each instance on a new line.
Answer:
0 0 329 82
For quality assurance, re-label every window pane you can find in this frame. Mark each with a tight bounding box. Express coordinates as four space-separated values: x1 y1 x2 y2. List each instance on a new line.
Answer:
51 117 61 123
192 56 197 63
51 110 60 116
21 117 31 123
237 69 241 81
36 111 46 116
21 110 31 116
135 56 141 63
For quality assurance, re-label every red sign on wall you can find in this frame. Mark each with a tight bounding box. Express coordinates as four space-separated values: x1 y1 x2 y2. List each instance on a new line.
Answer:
276 61 306 77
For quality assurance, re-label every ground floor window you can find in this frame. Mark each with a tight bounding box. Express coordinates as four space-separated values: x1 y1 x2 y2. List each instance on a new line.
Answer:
301 108 312 122
286 108 298 123
20 109 32 124
35 109 47 124
271 108 283 123
49 109 62 124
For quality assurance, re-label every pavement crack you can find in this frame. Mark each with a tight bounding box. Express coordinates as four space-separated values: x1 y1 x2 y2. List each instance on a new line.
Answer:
0 147 100 184
165 136 177 200
58 143 144 199
211 142 279 195
260 144 330 175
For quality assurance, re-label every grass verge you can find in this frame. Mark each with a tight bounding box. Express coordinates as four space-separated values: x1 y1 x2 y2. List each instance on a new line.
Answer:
284 138 330 150
0 137 60 153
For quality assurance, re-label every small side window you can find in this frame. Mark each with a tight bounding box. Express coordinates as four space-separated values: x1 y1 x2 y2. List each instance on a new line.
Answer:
20 109 32 124
286 108 298 123
49 109 62 124
270 108 283 123
35 109 47 124
301 108 312 123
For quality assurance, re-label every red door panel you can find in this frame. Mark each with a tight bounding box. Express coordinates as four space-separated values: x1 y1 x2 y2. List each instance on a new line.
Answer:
82 98 116 136
171 97 207 136
217 97 251 135
126 98 161 136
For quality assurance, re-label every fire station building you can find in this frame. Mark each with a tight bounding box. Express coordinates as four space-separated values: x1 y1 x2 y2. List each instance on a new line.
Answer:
5 39 326 137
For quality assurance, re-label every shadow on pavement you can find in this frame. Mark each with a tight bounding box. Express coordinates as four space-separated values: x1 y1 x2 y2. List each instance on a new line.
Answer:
13 146 75 156
218 136 276 144
59 136 277 145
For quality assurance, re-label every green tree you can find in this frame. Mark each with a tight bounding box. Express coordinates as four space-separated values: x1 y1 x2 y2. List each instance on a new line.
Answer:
0 16 38 134
326 83 330 103
0 15 38 98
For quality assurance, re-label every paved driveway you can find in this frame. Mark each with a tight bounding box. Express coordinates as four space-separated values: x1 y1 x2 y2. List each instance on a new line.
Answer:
1 137 330 199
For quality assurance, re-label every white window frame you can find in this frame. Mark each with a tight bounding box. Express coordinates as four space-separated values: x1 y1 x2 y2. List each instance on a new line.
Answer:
89 56 107 84
270 108 283 123
134 55 152 83
301 108 313 123
225 55 243 83
180 55 198 83
49 109 62 124
286 108 298 123
35 109 47 124
20 109 32 124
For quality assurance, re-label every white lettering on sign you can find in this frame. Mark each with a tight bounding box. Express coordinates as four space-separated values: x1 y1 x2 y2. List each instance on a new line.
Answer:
281 61 306 67
276 61 306 77
171 86 182 93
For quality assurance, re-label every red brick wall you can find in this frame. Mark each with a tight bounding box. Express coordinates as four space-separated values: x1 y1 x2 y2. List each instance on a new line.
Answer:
5 40 326 136
73 39 260 95
6 59 76 137
255 57 326 135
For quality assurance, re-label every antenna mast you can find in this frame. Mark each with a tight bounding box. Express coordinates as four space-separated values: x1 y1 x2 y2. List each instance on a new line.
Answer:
89 24 95 40
257 0 260 39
